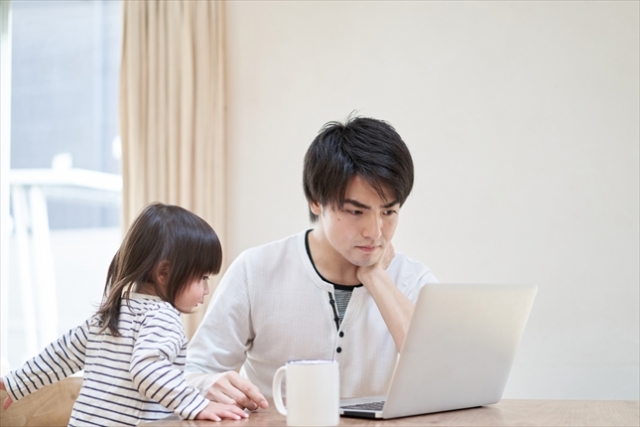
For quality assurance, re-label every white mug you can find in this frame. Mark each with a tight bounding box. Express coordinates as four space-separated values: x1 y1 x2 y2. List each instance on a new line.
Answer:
272 359 340 426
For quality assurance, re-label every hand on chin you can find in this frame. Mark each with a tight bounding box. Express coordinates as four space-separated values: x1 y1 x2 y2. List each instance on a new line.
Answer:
355 242 395 281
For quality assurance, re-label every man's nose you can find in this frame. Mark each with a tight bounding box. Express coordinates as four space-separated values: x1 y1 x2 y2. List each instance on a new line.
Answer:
362 213 382 240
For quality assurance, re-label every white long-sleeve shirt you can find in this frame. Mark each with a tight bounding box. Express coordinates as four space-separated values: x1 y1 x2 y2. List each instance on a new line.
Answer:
3 294 209 426
186 230 437 399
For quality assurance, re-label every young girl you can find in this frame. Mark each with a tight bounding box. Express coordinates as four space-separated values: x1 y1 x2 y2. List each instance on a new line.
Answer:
0 203 248 426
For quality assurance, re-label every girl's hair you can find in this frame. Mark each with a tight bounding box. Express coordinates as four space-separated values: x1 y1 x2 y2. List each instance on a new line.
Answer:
96 202 222 336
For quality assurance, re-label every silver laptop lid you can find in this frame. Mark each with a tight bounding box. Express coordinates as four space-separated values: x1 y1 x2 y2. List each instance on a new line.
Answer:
381 283 537 419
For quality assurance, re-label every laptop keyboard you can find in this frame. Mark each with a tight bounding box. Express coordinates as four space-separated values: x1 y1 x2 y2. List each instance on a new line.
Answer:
342 401 385 411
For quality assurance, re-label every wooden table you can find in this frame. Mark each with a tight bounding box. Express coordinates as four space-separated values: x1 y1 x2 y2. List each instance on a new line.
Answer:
142 399 639 426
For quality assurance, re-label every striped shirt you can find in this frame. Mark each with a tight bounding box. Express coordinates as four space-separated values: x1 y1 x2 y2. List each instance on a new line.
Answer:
3 294 208 426
333 287 353 326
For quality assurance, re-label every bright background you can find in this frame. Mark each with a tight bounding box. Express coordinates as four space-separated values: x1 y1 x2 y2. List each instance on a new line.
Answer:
224 1 639 399
3 0 638 401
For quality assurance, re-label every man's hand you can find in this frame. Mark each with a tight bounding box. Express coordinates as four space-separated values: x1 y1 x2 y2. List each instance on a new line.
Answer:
0 378 13 410
205 371 268 411
356 242 395 284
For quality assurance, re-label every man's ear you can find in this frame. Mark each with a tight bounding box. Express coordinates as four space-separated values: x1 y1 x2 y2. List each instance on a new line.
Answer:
153 260 170 287
310 201 322 217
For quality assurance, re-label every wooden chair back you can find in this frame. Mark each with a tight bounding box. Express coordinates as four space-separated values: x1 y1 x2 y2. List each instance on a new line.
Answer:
0 376 82 427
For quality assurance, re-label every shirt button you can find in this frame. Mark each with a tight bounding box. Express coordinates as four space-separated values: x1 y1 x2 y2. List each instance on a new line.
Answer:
339 331 344 338
336 347 342 353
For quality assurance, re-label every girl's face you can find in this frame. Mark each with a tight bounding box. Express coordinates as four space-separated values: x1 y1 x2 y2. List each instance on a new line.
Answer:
175 274 211 312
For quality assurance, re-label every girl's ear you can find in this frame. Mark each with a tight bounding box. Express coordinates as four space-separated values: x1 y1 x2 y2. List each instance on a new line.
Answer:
153 260 170 287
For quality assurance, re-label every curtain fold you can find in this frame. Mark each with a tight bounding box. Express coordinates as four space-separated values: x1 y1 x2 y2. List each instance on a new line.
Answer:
119 0 226 338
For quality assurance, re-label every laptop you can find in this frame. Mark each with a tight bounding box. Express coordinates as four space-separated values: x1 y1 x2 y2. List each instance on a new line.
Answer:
340 283 537 419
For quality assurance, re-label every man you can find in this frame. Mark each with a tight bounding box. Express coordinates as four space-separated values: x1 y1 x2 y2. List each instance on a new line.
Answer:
185 116 438 410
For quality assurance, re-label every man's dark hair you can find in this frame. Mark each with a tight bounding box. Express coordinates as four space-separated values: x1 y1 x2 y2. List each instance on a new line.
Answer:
303 116 414 222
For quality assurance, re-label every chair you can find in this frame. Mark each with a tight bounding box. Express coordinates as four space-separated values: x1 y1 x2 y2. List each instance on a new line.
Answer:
0 376 82 426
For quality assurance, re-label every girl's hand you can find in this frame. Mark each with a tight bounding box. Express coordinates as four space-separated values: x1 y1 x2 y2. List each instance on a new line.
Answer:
195 401 249 421
0 378 13 410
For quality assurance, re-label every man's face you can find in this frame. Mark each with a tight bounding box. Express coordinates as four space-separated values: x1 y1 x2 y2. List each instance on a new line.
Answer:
311 175 400 268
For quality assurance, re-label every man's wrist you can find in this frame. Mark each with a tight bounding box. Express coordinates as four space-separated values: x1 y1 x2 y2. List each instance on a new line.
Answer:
184 371 226 396
358 266 389 290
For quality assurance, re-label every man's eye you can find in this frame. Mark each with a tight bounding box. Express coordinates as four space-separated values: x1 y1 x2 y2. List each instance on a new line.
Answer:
384 210 397 216
341 209 361 215
202 276 209 281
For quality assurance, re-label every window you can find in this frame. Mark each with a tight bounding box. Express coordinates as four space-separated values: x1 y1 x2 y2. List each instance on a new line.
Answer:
1 0 123 372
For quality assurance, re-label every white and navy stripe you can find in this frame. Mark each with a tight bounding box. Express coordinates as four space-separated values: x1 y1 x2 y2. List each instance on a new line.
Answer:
3 294 208 426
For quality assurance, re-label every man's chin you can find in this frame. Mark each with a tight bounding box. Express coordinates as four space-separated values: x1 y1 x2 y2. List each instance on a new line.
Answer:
349 256 378 268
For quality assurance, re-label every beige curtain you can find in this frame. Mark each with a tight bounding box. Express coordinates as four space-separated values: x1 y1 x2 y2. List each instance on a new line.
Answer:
119 0 226 338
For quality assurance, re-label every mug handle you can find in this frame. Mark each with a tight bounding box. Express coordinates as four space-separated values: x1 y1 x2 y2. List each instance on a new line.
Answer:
272 366 288 416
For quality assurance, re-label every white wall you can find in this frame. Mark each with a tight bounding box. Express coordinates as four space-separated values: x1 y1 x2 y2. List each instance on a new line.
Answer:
225 1 639 399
